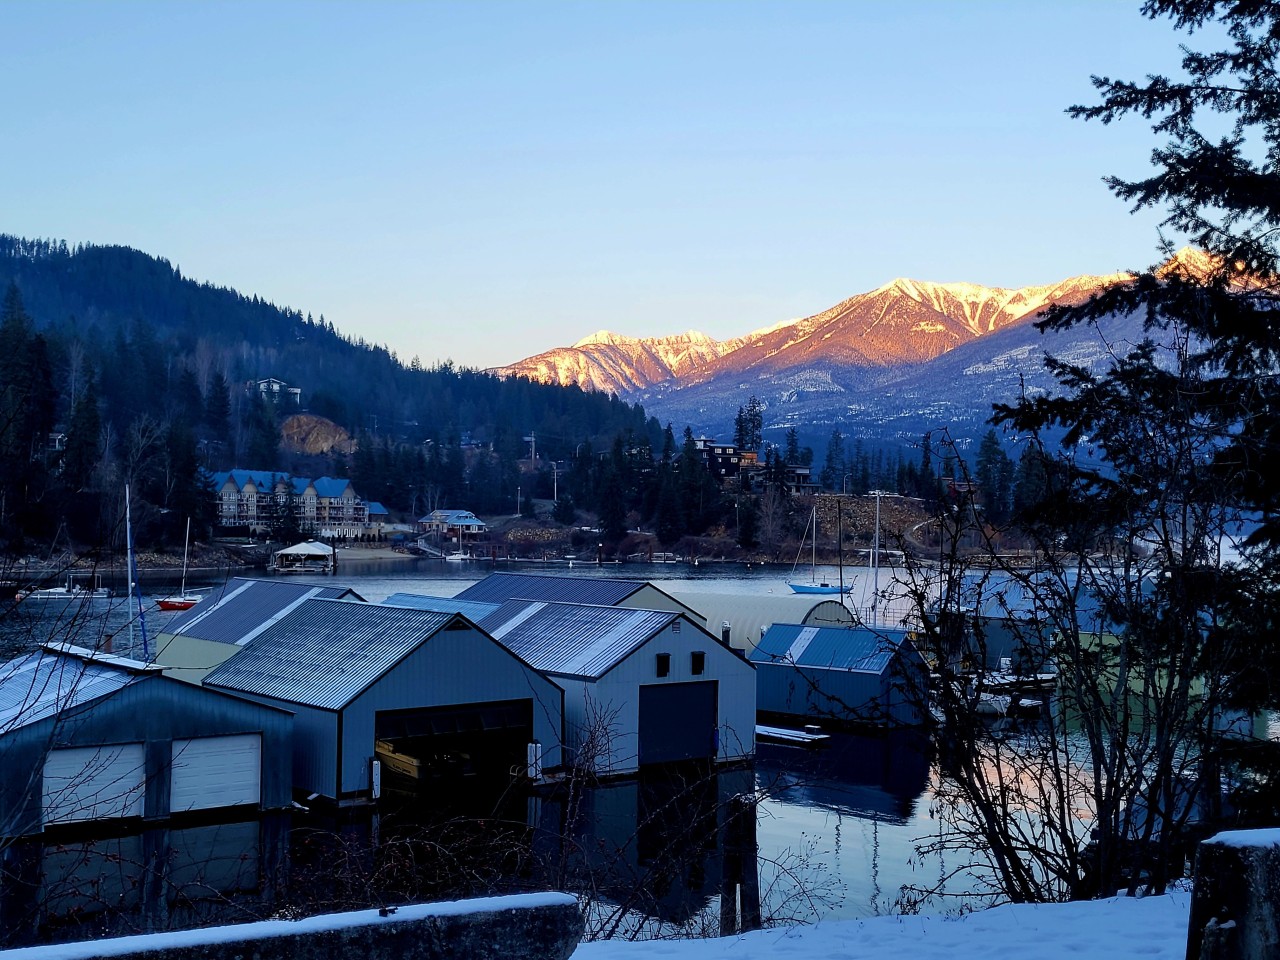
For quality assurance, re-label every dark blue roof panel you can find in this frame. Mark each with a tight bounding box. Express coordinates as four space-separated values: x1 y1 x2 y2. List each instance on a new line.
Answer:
164 577 363 645
749 623 911 676
457 572 646 607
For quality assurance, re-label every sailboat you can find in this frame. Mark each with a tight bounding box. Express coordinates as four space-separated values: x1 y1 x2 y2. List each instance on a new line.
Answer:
155 518 204 611
788 505 853 595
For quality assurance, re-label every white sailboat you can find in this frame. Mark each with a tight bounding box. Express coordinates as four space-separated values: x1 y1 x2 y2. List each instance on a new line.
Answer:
788 505 853 595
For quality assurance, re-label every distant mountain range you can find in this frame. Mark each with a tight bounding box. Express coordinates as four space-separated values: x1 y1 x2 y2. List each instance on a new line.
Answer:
491 254 1212 446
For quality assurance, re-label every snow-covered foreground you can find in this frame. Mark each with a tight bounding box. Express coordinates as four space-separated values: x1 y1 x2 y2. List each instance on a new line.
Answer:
576 891 1192 960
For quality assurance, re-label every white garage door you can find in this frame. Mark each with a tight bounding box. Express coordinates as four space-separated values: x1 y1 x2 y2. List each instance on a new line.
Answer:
43 743 147 825
170 734 262 812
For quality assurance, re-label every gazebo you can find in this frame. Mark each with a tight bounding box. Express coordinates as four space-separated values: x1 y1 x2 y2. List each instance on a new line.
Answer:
271 540 336 574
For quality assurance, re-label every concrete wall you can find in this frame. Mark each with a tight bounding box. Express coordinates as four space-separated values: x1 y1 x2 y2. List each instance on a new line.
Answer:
0 892 584 960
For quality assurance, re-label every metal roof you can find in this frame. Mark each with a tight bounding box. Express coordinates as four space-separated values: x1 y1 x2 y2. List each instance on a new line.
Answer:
457 572 648 607
958 571 1147 626
478 600 677 679
202 598 455 710
749 623 911 676
664 589 856 643
382 593 501 622
164 577 363 645
0 647 151 734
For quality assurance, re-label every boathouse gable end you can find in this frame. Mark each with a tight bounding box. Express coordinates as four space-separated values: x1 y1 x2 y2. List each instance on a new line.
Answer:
0 648 292 837
202 600 563 801
456 572 702 622
750 624 926 727
479 602 754 776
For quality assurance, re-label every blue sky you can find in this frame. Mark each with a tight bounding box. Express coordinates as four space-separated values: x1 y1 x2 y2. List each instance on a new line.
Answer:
5 1 1183 369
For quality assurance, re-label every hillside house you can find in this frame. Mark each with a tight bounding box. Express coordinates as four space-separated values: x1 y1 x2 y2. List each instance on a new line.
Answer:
251 378 302 405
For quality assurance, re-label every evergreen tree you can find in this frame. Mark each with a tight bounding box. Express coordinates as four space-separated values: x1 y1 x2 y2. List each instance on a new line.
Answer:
967 0 1280 901
975 429 1013 523
733 406 747 450
203 370 232 442
736 496 759 550
744 395 764 451
63 373 102 492
784 427 801 465
552 494 576 525
819 428 845 491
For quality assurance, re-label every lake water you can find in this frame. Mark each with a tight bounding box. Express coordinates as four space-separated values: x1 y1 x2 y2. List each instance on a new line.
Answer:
1 556 966 943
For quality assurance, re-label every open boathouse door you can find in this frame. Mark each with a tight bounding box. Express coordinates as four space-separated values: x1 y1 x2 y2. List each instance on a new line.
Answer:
638 680 718 766
373 698 534 788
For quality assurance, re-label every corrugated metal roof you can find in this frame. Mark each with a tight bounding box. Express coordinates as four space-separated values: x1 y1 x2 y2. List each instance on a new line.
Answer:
749 623 910 676
0 648 148 733
165 577 362 645
960 571 1144 626
202 598 455 709
382 593 501 622
457 572 646 606
664 590 856 643
478 600 676 679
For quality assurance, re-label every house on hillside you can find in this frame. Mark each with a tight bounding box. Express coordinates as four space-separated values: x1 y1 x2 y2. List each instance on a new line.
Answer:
251 378 302 405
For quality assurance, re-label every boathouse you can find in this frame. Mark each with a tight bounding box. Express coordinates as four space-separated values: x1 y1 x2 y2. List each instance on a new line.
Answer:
456 572 702 618
0 644 292 837
475 600 756 776
749 623 927 727
664 590 856 654
271 540 337 575
202 599 564 803
152 577 364 684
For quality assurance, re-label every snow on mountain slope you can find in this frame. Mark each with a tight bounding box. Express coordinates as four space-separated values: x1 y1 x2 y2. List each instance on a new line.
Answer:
492 268 1128 397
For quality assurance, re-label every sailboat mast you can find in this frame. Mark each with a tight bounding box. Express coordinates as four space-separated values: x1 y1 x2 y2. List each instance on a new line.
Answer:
871 490 882 628
180 517 190 596
126 485 150 658
811 506 817 584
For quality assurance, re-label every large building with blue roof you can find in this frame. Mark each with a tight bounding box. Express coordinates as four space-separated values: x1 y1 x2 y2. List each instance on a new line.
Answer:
749 623 927 727
210 470 372 538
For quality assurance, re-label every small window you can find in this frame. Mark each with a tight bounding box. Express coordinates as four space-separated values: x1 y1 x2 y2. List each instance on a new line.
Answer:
671 620 682 634
656 653 671 678
691 651 706 676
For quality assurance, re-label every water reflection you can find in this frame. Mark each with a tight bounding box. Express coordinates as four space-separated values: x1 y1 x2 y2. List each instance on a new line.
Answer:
755 729 938 918
0 813 288 948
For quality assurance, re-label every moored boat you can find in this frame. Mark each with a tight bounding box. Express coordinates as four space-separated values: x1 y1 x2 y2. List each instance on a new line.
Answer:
18 574 111 602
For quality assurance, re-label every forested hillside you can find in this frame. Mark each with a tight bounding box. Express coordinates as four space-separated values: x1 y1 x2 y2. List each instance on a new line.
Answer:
0 236 655 551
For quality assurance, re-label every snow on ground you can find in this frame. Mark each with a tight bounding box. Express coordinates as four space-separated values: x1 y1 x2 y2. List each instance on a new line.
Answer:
576 891 1192 960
